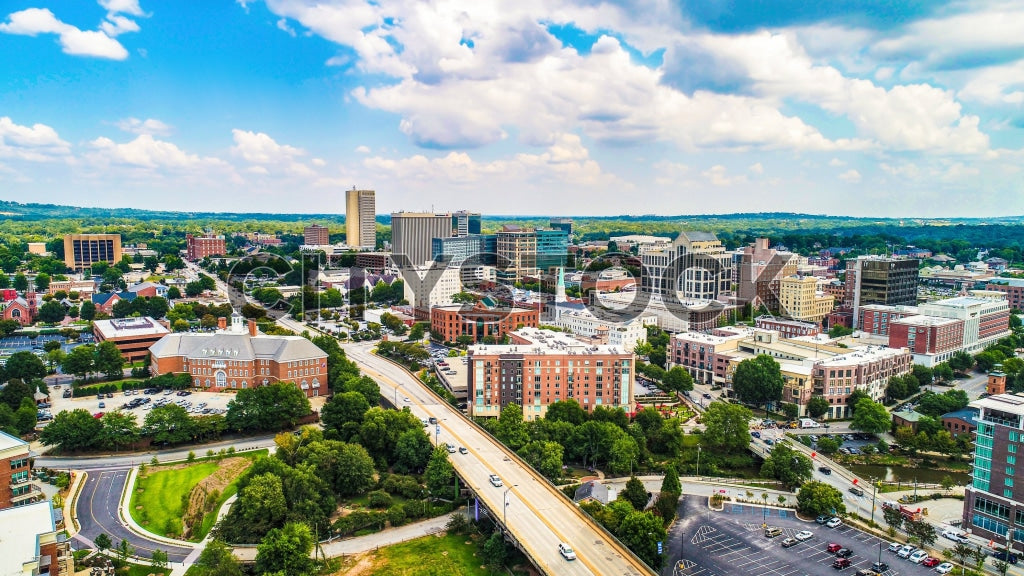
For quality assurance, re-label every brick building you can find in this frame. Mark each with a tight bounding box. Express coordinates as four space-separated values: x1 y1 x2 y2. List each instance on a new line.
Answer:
93 317 171 362
186 233 227 261
888 315 964 363
430 304 539 344
754 316 822 338
467 328 635 420
149 314 329 397
737 238 799 313
303 224 330 246
858 304 919 336
986 279 1024 310
0 431 42 509
0 294 37 326
0 500 71 576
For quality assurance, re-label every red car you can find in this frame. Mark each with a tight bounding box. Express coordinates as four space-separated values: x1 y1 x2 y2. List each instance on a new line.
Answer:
922 557 941 567
827 543 842 553
93 412 105 419
832 558 852 570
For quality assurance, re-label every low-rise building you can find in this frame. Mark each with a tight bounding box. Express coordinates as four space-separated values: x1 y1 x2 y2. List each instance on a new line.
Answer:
891 409 925 433
127 281 168 299
149 314 329 397
47 279 97 297
754 316 821 338
467 328 635 420
93 317 171 362
0 294 37 326
430 303 539 344
942 407 979 438
186 233 226 261
0 500 71 576
91 291 136 315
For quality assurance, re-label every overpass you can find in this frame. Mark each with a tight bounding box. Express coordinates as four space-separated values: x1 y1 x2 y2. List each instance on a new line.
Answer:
343 342 656 576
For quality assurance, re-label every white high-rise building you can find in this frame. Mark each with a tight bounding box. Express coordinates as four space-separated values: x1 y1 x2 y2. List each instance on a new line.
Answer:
345 188 376 249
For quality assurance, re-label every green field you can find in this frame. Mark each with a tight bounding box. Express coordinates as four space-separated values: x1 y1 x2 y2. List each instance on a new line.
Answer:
129 451 264 541
372 533 489 576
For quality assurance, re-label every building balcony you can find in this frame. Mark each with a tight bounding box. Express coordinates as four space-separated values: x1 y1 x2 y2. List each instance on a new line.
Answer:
10 483 43 503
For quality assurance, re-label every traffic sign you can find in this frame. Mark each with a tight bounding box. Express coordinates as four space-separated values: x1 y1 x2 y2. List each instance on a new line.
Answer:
657 541 663 554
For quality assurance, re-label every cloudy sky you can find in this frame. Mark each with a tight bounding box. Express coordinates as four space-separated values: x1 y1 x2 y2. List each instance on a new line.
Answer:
1 0 1022 217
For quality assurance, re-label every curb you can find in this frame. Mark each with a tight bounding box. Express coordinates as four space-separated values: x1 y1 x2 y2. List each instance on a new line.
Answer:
119 466 198 549
64 469 87 537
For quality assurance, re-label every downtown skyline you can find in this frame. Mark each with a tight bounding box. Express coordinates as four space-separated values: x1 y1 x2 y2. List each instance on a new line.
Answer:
0 0 1022 217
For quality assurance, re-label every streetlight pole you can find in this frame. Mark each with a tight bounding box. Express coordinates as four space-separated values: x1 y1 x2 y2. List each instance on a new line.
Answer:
870 477 878 525
696 446 702 479
503 485 518 530
877 541 882 568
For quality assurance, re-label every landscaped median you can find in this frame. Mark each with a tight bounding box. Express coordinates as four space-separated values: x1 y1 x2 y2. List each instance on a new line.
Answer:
128 449 266 542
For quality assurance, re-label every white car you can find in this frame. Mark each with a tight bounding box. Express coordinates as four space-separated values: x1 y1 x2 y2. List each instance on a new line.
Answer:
403 397 410 402
935 562 953 574
489 474 503 487
794 530 813 541
897 545 915 558
826 517 842 528
909 550 929 563
558 542 576 561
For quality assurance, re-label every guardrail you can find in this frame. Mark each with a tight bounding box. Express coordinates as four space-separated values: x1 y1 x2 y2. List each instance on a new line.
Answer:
371 350 657 576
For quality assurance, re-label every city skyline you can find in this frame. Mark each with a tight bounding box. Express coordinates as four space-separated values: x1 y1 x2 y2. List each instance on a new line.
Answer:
1 1 1022 217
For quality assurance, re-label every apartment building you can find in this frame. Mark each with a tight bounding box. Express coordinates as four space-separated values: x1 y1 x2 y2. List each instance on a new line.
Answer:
0 500 71 576
963 393 1024 552
0 431 42 509
917 292 1011 354
640 231 732 300
346 189 377 249
149 314 329 397
986 278 1024 311
185 233 226 261
858 304 920 336
63 233 121 271
812 346 913 418
778 275 834 324
303 224 330 246
754 316 822 338
496 225 537 280
888 315 965 366
467 328 635 420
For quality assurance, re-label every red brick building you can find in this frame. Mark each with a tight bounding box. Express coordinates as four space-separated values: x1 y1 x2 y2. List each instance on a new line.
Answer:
754 316 821 338
888 315 964 357
986 280 1024 310
0 431 42 509
149 314 329 397
467 328 635 420
430 304 539 344
186 233 227 261
93 317 171 362
858 304 919 336
0 294 37 326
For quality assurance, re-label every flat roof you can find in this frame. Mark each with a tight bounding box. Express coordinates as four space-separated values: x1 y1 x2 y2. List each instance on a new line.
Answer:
815 345 908 366
93 317 170 339
971 393 1024 416
0 429 27 452
471 328 631 356
891 315 961 327
0 500 55 576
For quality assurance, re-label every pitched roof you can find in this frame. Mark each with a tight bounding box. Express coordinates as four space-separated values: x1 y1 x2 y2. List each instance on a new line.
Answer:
149 331 327 363
942 408 979 425
92 291 137 306
128 281 162 293
677 230 719 243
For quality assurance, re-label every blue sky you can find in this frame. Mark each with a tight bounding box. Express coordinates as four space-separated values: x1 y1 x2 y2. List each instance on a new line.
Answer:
1 0 1022 217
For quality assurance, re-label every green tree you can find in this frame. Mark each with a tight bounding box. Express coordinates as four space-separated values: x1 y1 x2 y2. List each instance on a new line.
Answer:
816 436 842 455
97 411 140 451
482 531 508 572
948 350 974 374
94 533 112 553
407 322 426 341
654 491 679 526
424 446 456 499
195 539 243 576
760 443 813 489
37 300 65 323
14 397 38 434
4 351 47 381
544 399 587 425
661 464 682 496
609 436 641 475
151 549 168 571
34 272 50 291
0 379 33 411
59 345 94 381
806 396 829 419
394 429 433 474
255 522 315 576
495 403 530 450
144 404 195 445
732 354 784 409
846 389 871 413
796 481 845 517
115 538 134 567
882 505 904 535
228 473 288 540
617 511 667 569
781 402 799 420
320 390 370 437
517 440 564 479
166 286 182 300
621 476 649 510
933 362 955 382
94 340 125 379
663 366 694 392
699 402 753 453
850 398 891 434
225 382 312 433
79 300 97 321
40 408 103 451
13 273 28 292
906 519 937 547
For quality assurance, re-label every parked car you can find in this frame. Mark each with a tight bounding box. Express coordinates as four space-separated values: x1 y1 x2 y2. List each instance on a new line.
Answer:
826 517 843 528
826 543 842 554
935 563 953 574
887 542 902 553
764 526 783 538
872 561 889 572
922 557 941 567
816 515 830 525
855 570 877 576
794 530 813 541
781 538 797 548
897 545 915 558
992 550 1019 564
836 548 853 558
832 558 852 570
909 550 929 563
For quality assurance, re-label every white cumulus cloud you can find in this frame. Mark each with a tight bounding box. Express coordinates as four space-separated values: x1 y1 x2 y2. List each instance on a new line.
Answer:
116 117 172 137
0 7 128 60
839 169 862 183
231 129 316 176
0 116 72 162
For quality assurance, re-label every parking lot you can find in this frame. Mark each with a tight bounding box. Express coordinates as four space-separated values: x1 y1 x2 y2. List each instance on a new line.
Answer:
43 386 240 421
667 495 948 576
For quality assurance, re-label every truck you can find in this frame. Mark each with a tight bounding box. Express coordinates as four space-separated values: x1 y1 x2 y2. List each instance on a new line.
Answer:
883 501 923 521
799 418 821 429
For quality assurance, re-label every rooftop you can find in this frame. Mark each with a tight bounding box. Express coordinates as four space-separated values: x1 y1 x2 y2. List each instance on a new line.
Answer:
892 409 924 422
890 315 962 327
971 393 1024 416
149 330 327 363
0 500 56 576
470 328 631 356
94 317 171 339
0 429 28 452
816 345 909 366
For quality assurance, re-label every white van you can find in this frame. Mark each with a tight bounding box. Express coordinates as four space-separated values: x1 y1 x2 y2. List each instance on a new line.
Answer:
799 418 821 429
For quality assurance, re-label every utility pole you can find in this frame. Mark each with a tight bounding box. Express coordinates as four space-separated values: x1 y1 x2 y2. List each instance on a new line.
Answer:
870 477 878 525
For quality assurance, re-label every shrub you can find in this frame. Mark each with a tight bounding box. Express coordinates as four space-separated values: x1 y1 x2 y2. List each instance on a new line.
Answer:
367 490 393 509
387 504 407 527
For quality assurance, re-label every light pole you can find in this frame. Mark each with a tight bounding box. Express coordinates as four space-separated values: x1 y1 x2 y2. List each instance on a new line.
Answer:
696 446 702 479
870 477 878 525
876 540 882 568
503 484 518 530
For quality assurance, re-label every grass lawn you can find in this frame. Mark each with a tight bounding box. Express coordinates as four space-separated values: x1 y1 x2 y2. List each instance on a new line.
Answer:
130 450 265 541
371 533 489 576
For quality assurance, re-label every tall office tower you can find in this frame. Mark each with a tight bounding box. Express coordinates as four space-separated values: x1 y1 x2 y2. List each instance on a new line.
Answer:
304 224 330 246
535 229 569 272
452 211 482 236
848 256 919 328
496 225 537 281
391 212 453 266
64 234 122 271
345 188 377 248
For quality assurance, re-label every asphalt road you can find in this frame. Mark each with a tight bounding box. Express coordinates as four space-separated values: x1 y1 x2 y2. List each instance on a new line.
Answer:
342 341 654 576
36 433 277 469
74 469 194 563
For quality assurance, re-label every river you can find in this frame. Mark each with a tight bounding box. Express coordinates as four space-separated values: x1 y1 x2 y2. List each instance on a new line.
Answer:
846 463 971 487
